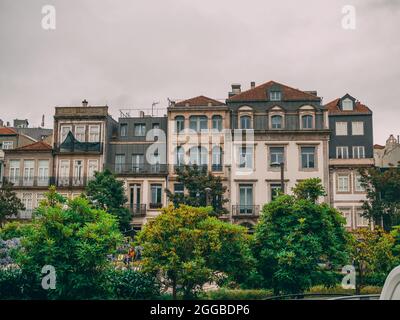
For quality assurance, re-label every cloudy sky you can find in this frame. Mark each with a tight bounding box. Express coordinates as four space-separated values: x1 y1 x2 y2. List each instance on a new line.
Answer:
0 0 399 144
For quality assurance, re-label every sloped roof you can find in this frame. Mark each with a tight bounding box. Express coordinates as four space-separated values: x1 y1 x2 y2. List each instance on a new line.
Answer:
325 98 372 115
227 80 321 102
0 127 17 135
13 141 52 151
175 95 225 107
374 144 385 149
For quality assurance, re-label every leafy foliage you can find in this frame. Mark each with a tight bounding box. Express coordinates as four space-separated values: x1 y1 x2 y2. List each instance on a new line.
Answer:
349 227 396 293
252 193 350 295
0 180 25 226
292 178 326 203
136 205 253 299
14 191 123 299
359 167 400 230
86 169 132 232
166 165 228 216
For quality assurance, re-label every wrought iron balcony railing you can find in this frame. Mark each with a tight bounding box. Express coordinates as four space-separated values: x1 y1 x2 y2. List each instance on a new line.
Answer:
232 205 260 217
3 176 54 188
55 176 94 188
127 204 147 217
109 164 168 175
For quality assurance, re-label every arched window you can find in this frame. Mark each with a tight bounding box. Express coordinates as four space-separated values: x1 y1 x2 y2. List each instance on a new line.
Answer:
175 116 184 132
271 115 283 129
302 115 313 129
212 115 223 131
189 146 208 166
240 115 251 129
189 116 208 132
212 146 223 171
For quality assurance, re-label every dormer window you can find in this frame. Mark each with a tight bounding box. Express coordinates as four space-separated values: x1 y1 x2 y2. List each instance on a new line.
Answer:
270 91 281 101
342 98 353 111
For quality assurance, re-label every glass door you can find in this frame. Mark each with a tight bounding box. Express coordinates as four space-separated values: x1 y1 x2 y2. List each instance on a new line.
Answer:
239 185 253 214
129 184 142 215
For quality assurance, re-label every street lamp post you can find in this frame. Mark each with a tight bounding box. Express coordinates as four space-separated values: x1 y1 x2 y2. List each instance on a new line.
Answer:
204 187 212 206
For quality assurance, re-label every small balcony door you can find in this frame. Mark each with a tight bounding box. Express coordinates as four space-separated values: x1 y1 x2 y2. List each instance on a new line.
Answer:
130 184 142 213
239 184 253 214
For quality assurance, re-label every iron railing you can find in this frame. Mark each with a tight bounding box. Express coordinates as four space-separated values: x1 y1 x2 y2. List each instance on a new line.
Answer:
109 164 168 175
4 176 54 187
232 205 260 217
127 204 147 217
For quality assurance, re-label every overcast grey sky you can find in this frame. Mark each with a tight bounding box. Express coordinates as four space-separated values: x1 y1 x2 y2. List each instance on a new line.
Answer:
0 0 399 144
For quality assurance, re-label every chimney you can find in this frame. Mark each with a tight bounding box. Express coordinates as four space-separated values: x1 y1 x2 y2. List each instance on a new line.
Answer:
6 121 10 127
250 81 256 89
305 91 318 96
139 111 145 118
228 83 241 98
0 119 3 127
82 99 88 107
41 115 45 127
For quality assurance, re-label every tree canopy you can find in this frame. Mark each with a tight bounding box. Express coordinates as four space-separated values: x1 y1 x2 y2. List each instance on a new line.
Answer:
0 180 25 226
165 165 228 216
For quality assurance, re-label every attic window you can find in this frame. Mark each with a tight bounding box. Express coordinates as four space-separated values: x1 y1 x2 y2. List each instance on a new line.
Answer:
342 98 353 111
270 91 281 101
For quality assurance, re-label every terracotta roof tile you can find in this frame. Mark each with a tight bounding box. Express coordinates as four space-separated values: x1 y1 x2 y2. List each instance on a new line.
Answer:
0 127 17 135
175 95 225 107
227 80 321 102
13 141 52 151
325 98 372 115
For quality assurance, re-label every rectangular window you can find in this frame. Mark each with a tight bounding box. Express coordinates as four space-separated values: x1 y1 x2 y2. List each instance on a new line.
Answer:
38 160 49 186
132 154 144 173
22 193 33 213
301 147 316 169
238 146 253 169
23 160 34 186
115 154 125 173
89 125 100 142
88 160 98 179
174 183 184 195
9 160 20 185
239 184 253 214
120 124 128 137
2 141 14 150
340 208 352 227
352 121 364 136
269 147 284 166
337 174 350 192
59 160 70 186
270 184 282 201
355 174 365 192
134 124 146 136
342 99 353 111
73 160 83 185
353 146 365 159
189 116 208 132
75 125 85 142
175 117 184 133
269 91 281 101
36 193 45 207
150 184 162 208
336 146 349 159
60 125 72 143
356 209 369 227
335 122 348 136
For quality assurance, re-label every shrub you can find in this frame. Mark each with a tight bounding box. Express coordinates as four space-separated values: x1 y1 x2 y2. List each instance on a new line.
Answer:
205 288 273 300
107 269 161 299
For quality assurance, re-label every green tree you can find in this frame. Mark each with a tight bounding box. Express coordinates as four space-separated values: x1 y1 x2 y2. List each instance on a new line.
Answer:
350 227 396 293
136 205 253 299
165 165 228 216
292 177 326 203
252 193 349 295
86 169 132 233
359 167 400 231
0 180 25 226
15 190 123 299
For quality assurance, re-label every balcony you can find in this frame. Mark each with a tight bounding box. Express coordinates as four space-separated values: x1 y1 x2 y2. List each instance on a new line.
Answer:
110 164 168 175
173 164 209 173
8 210 33 220
55 132 103 153
232 205 260 218
4 176 54 188
127 204 147 217
55 176 93 188
149 203 163 210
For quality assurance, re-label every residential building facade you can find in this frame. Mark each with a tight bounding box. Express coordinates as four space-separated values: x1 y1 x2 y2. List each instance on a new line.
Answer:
106 111 168 230
326 94 374 229
226 81 330 229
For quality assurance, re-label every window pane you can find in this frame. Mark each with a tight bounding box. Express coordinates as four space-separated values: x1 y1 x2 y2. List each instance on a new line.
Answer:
270 147 284 165
302 115 313 129
271 115 282 129
240 116 251 129
336 122 348 136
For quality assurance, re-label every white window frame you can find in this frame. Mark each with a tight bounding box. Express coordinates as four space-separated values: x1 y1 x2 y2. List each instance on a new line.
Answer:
356 209 369 227
38 160 49 186
238 146 253 169
352 121 364 136
337 174 350 192
9 160 20 185
87 159 99 179
75 125 86 142
60 125 72 143
335 122 348 136
73 160 84 186
336 146 349 159
269 91 281 101
59 160 70 186
2 141 14 150
353 146 365 159
354 174 365 192
342 99 353 111
23 160 35 186
88 125 100 142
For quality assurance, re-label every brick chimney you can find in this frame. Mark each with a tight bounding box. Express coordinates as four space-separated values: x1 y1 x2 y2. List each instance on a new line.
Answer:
82 99 88 107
